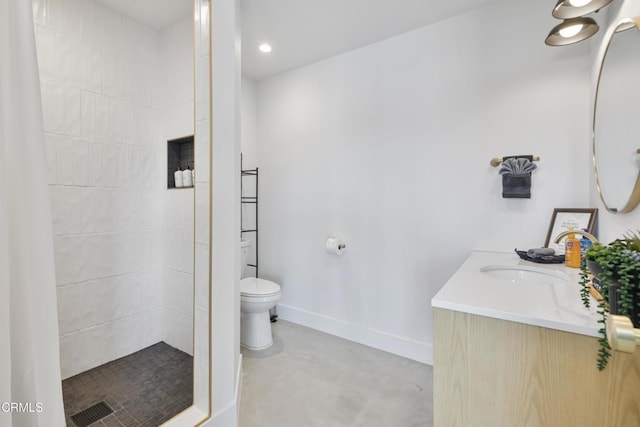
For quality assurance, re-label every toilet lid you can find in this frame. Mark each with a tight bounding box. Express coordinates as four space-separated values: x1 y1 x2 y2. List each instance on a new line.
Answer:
241 278 280 296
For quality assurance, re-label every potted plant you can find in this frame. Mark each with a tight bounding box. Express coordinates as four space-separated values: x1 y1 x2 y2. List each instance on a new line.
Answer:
579 231 640 370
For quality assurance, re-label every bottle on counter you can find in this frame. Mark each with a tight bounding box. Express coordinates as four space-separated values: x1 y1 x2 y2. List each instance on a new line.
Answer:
580 228 593 267
564 228 581 268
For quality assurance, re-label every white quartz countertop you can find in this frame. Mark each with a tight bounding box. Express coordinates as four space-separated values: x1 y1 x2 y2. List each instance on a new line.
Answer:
431 251 601 338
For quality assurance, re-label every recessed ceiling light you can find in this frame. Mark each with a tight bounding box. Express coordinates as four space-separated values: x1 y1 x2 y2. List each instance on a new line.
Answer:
259 43 272 53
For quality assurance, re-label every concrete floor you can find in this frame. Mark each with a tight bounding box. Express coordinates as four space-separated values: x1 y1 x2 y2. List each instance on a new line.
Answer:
239 320 433 427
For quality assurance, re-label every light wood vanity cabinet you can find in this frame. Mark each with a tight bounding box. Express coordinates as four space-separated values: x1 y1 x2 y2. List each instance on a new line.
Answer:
434 308 640 427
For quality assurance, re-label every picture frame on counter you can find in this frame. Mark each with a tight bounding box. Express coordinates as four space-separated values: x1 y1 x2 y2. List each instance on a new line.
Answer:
544 208 598 253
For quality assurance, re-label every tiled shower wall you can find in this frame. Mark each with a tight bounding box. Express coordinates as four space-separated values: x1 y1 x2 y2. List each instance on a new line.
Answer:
32 0 195 379
158 15 195 356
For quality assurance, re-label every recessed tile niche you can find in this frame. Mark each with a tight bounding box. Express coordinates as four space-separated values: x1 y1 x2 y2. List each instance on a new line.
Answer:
167 135 194 189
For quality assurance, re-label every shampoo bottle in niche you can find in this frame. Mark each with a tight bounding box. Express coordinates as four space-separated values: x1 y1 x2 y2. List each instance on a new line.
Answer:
174 167 183 188
182 165 193 187
564 228 581 268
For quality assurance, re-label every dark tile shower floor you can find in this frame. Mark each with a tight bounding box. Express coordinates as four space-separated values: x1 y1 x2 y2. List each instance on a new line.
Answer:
62 342 193 427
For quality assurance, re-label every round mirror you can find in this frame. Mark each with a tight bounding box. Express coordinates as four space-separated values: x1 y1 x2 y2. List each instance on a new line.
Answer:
593 18 640 214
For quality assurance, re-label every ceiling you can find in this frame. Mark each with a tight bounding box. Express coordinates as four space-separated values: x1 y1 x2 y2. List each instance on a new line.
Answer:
241 0 499 80
97 0 499 80
95 0 192 32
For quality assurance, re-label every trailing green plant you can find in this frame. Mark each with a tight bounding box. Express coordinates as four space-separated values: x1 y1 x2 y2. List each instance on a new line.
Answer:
580 232 640 371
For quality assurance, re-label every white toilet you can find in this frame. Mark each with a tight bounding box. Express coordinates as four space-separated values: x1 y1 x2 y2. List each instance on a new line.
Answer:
240 240 281 350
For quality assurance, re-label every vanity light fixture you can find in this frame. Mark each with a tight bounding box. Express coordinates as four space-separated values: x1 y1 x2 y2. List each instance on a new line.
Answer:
545 17 599 46
259 43 272 53
552 0 614 19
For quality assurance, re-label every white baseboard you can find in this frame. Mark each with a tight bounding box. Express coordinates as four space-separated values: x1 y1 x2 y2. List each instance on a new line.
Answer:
276 304 433 365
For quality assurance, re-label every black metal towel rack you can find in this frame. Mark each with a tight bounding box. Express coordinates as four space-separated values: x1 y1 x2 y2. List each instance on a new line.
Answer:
241 153 258 277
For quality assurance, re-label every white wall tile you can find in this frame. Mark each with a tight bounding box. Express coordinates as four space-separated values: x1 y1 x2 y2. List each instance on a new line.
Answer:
121 101 134 144
80 0 96 45
57 285 84 335
58 333 77 379
56 33 74 85
83 233 102 280
195 183 209 245
141 148 154 188
87 47 103 93
56 136 74 185
102 46 119 97
94 94 109 141
108 97 123 142
64 86 81 136
81 187 107 233
129 148 143 188
72 39 89 89
50 186 81 235
42 81 65 133
80 280 99 329
87 139 103 186
195 57 209 122
194 244 209 309
102 143 117 187
115 145 130 188
194 119 209 183
53 235 83 284
113 274 137 319
81 91 95 139
72 138 89 185
44 133 58 185
148 307 163 345
85 324 108 370
64 0 83 40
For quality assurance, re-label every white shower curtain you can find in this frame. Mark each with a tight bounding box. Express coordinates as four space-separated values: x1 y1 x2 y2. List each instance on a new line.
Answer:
0 0 65 426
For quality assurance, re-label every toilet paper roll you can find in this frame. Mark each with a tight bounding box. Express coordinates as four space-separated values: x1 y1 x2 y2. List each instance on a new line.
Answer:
326 237 345 256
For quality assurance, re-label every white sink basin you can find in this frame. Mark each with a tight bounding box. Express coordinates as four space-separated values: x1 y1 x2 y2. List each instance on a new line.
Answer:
479 265 569 285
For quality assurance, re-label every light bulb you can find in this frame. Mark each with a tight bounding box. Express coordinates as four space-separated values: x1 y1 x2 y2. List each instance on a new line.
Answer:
568 0 592 6
259 43 272 53
559 23 583 38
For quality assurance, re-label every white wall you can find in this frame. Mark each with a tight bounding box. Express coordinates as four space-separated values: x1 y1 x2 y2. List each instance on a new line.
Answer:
241 77 258 169
255 0 594 364
241 76 258 273
158 15 195 356
202 0 242 424
193 0 211 413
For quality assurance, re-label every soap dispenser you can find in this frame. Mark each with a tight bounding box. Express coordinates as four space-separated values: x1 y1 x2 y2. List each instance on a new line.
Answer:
174 166 183 188
182 165 193 187
564 228 581 268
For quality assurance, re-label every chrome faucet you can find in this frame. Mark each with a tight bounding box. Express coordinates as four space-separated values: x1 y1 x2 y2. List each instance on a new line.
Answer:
553 230 599 244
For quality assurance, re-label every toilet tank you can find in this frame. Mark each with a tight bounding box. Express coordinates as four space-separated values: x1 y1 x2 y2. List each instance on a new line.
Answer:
240 240 251 278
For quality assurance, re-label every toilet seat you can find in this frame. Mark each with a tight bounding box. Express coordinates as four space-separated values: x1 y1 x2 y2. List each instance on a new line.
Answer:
241 277 280 297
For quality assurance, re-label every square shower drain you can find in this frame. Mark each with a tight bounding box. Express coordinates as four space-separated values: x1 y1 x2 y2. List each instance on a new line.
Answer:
70 401 113 427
